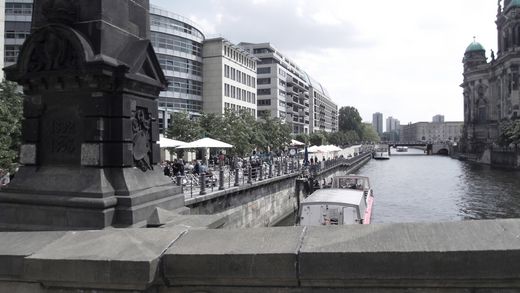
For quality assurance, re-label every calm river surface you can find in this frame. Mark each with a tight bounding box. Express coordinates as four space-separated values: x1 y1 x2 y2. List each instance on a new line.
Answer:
362 148 520 223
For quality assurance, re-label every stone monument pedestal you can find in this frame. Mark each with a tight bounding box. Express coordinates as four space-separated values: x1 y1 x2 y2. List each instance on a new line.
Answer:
0 0 184 231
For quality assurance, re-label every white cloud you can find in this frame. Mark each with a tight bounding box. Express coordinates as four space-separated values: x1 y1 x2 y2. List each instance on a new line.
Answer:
151 0 499 123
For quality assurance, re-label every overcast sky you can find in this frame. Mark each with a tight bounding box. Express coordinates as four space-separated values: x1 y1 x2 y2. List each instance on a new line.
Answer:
151 0 498 124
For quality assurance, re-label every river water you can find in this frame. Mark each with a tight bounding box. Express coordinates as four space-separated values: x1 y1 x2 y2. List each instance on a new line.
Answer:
360 148 520 223
278 148 520 225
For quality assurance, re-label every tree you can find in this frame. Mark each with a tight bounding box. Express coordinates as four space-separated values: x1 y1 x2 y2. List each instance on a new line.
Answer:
309 132 327 146
499 120 520 148
294 133 309 145
344 130 360 143
361 123 381 142
338 106 363 138
166 111 202 142
327 131 347 146
0 81 23 172
258 116 291 152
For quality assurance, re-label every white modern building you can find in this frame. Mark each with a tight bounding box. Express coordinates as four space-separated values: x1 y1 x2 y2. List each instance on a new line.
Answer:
306 73 338 133
239 42 311 134
202 38 258 118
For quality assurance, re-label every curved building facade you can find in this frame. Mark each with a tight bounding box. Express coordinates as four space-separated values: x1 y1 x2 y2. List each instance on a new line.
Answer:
149 5 205 132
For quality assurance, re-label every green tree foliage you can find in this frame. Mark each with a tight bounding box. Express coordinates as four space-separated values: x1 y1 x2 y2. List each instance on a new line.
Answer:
499 120 520 147
166 111 202 142
327 131 347 146
258 116 292 152
0 81 23 172
338 106 363 138
166 110 292 157
294 133 309 145
361 123 381 142
309 131 327 146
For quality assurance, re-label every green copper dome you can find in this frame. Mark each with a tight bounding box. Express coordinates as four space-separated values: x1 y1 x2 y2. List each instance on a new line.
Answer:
508 0 520 9
465 41 485 53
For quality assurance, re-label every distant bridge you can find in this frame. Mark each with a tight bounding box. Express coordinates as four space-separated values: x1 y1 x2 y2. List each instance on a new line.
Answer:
379 141 452 155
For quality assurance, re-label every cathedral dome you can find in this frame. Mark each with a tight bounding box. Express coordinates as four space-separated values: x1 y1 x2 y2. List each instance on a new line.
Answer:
465 41 485 53
508 0 520 9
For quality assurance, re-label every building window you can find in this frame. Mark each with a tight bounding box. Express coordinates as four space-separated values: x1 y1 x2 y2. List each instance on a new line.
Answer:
5 3 32 15
257 67 271 74
258 99 272 106
150 14 204 39
150 32 202 56
258 88 271 95
165 77 203 96
224 65 230 78
225 84 230 97
258 78 271 85
157 54 202 76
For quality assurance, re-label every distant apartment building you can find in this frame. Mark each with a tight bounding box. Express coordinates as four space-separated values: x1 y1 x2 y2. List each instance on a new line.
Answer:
306 74 338 133
202 37 258 118
372 112 383 135
400 122 463 142
432 114 445 123
239 42 311 134
385 116 400 133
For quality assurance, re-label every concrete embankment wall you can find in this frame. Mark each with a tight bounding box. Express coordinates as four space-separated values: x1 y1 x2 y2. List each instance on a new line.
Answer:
185 154 372 229
186 173 300 229
2 219 520 292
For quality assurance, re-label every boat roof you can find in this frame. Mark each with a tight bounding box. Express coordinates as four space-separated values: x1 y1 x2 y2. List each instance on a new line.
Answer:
302 189 364 206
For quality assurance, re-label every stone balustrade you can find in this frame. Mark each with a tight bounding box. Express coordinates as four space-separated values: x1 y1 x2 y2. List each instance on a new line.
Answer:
1 219 520 292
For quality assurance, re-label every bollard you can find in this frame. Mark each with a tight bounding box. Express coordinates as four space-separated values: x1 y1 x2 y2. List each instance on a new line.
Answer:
219 167 225 190
269 162 273 178
234 168 240 187
176 174 182 186
199 173 206 195
247 164 252 184
259 164 263 181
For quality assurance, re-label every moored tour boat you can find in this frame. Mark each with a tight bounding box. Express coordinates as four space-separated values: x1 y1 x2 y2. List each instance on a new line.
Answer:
396 146 408 152
373 144 390 160
299 175 374 226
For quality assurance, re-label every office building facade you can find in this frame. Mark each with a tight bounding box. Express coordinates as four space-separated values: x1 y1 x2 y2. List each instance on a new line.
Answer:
3 2 206 133
400 122 463 143
372 112 383 135
239 42 311 134
306 73 338 133
202 38 257 118
149 5 205 132
4 0 31 70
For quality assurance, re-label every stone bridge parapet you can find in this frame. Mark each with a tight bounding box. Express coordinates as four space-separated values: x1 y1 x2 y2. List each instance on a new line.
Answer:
1 219 520 292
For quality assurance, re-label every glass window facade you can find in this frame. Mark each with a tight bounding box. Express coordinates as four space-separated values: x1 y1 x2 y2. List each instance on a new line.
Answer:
5 3 32 15
150 14 204 39
151 32 202 56
4 45 22 64
166 77 203 96
157 54 202 76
